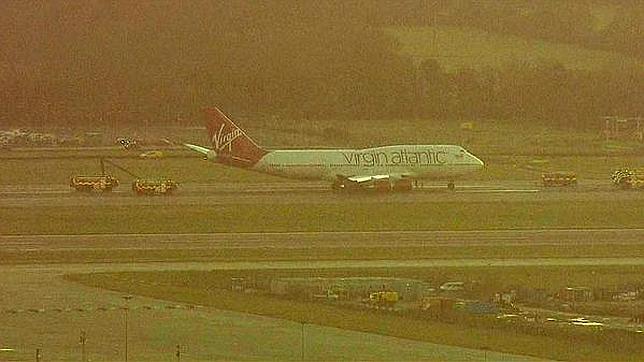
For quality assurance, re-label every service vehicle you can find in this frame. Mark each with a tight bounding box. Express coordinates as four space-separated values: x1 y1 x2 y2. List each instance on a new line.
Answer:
116 137 138 150
70 175 119 192
312 289 340 301
541 171 577 187
439 281 465 292
139 150 164 159
611 169 644 190
132 178 178 195
364 291 399 308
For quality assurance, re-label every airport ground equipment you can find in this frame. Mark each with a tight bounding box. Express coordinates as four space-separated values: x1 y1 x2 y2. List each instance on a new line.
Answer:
139 150 164 159
70 158 125 192
132 178 178 195
70 175 119 192
541 171 577 187
364 291 399 308
611 169 644 190
100 158 140 179
102 158 178 195
116 137 138 150
71 158 178 194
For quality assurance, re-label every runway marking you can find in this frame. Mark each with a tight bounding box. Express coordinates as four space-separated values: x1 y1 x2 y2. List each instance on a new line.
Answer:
0 190 71 195
2 229 642 252
457 189 540 193
3 228 643 238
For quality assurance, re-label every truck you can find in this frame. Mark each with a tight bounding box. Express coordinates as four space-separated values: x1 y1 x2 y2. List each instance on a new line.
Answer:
103 158 178 195
541 171 577 187
132 178 178 195
611 169 644 190
364 291 399 309
70 175 119 192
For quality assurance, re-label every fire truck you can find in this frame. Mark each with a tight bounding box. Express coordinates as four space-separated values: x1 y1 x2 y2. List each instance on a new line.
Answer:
363 291 399 309
132 178 178 195
70 158 177 195
70 175 119 192
612 169 644 190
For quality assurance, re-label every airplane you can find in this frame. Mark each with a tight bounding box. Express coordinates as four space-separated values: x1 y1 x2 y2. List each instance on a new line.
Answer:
184 107 484 191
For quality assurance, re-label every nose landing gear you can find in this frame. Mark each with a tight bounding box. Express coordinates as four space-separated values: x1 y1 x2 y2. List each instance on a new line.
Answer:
447 181 455 191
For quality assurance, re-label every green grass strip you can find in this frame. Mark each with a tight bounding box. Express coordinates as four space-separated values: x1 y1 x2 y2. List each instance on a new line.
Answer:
3 200 644 234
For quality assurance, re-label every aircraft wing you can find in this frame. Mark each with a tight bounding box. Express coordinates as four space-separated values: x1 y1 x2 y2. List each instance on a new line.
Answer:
346 174 392 183
337 174 413 190
183 143 212 156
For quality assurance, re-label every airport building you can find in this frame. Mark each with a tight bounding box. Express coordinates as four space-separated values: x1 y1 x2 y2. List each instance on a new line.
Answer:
269 277 432 301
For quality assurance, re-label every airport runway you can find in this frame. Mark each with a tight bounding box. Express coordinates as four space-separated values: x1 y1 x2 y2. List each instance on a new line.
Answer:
0 179 614 195
0 179 640 361
2 229 644 252
1 181 642 207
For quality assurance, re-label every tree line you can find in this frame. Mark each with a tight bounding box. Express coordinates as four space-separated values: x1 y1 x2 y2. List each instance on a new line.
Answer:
363 0 644 60
0 1 641 127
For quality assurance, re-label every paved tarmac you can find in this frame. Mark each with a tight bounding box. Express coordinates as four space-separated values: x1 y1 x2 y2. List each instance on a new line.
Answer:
1 181 642 208
2 229 644 252
1 181 640 361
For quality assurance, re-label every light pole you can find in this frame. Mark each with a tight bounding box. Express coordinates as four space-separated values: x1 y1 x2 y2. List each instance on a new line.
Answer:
80 330 87 362
123 295 133 362
300 322 305 361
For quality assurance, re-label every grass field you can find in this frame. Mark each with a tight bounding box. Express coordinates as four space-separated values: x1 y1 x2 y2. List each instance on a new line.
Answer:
2 199 643 235
66 265 644 361
388 26 644 71
247 117 644 157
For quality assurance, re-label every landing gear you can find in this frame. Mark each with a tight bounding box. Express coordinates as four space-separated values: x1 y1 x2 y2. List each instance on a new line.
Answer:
447 181 455 191
331 179 345 190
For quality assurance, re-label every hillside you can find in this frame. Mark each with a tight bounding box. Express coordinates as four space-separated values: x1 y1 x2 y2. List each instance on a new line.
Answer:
389 26 643 71
1 3 641 124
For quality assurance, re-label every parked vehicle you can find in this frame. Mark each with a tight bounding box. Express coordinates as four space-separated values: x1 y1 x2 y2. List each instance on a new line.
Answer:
612 169 644 190
70 175 119 192
132 178 178 195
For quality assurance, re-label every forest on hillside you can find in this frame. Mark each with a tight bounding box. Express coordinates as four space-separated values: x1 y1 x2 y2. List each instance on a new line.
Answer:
1 1 642 127
367 0 643 59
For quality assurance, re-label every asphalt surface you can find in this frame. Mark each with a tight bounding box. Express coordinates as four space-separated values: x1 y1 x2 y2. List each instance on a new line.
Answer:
1 180 641 361
1 181 643 208
2 229 644 252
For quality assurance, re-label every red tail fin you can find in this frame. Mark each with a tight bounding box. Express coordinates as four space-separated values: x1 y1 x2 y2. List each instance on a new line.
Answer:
205 107 267 167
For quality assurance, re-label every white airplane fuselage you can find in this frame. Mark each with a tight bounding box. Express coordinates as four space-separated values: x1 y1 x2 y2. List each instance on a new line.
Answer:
250 144 483 181
186 107 485 187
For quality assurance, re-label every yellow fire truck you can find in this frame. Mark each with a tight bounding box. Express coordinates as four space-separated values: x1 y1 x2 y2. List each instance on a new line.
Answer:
612 169 644 190
70 175 119 192
70 158 177 195
132 178 178 195
363 291 399 309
